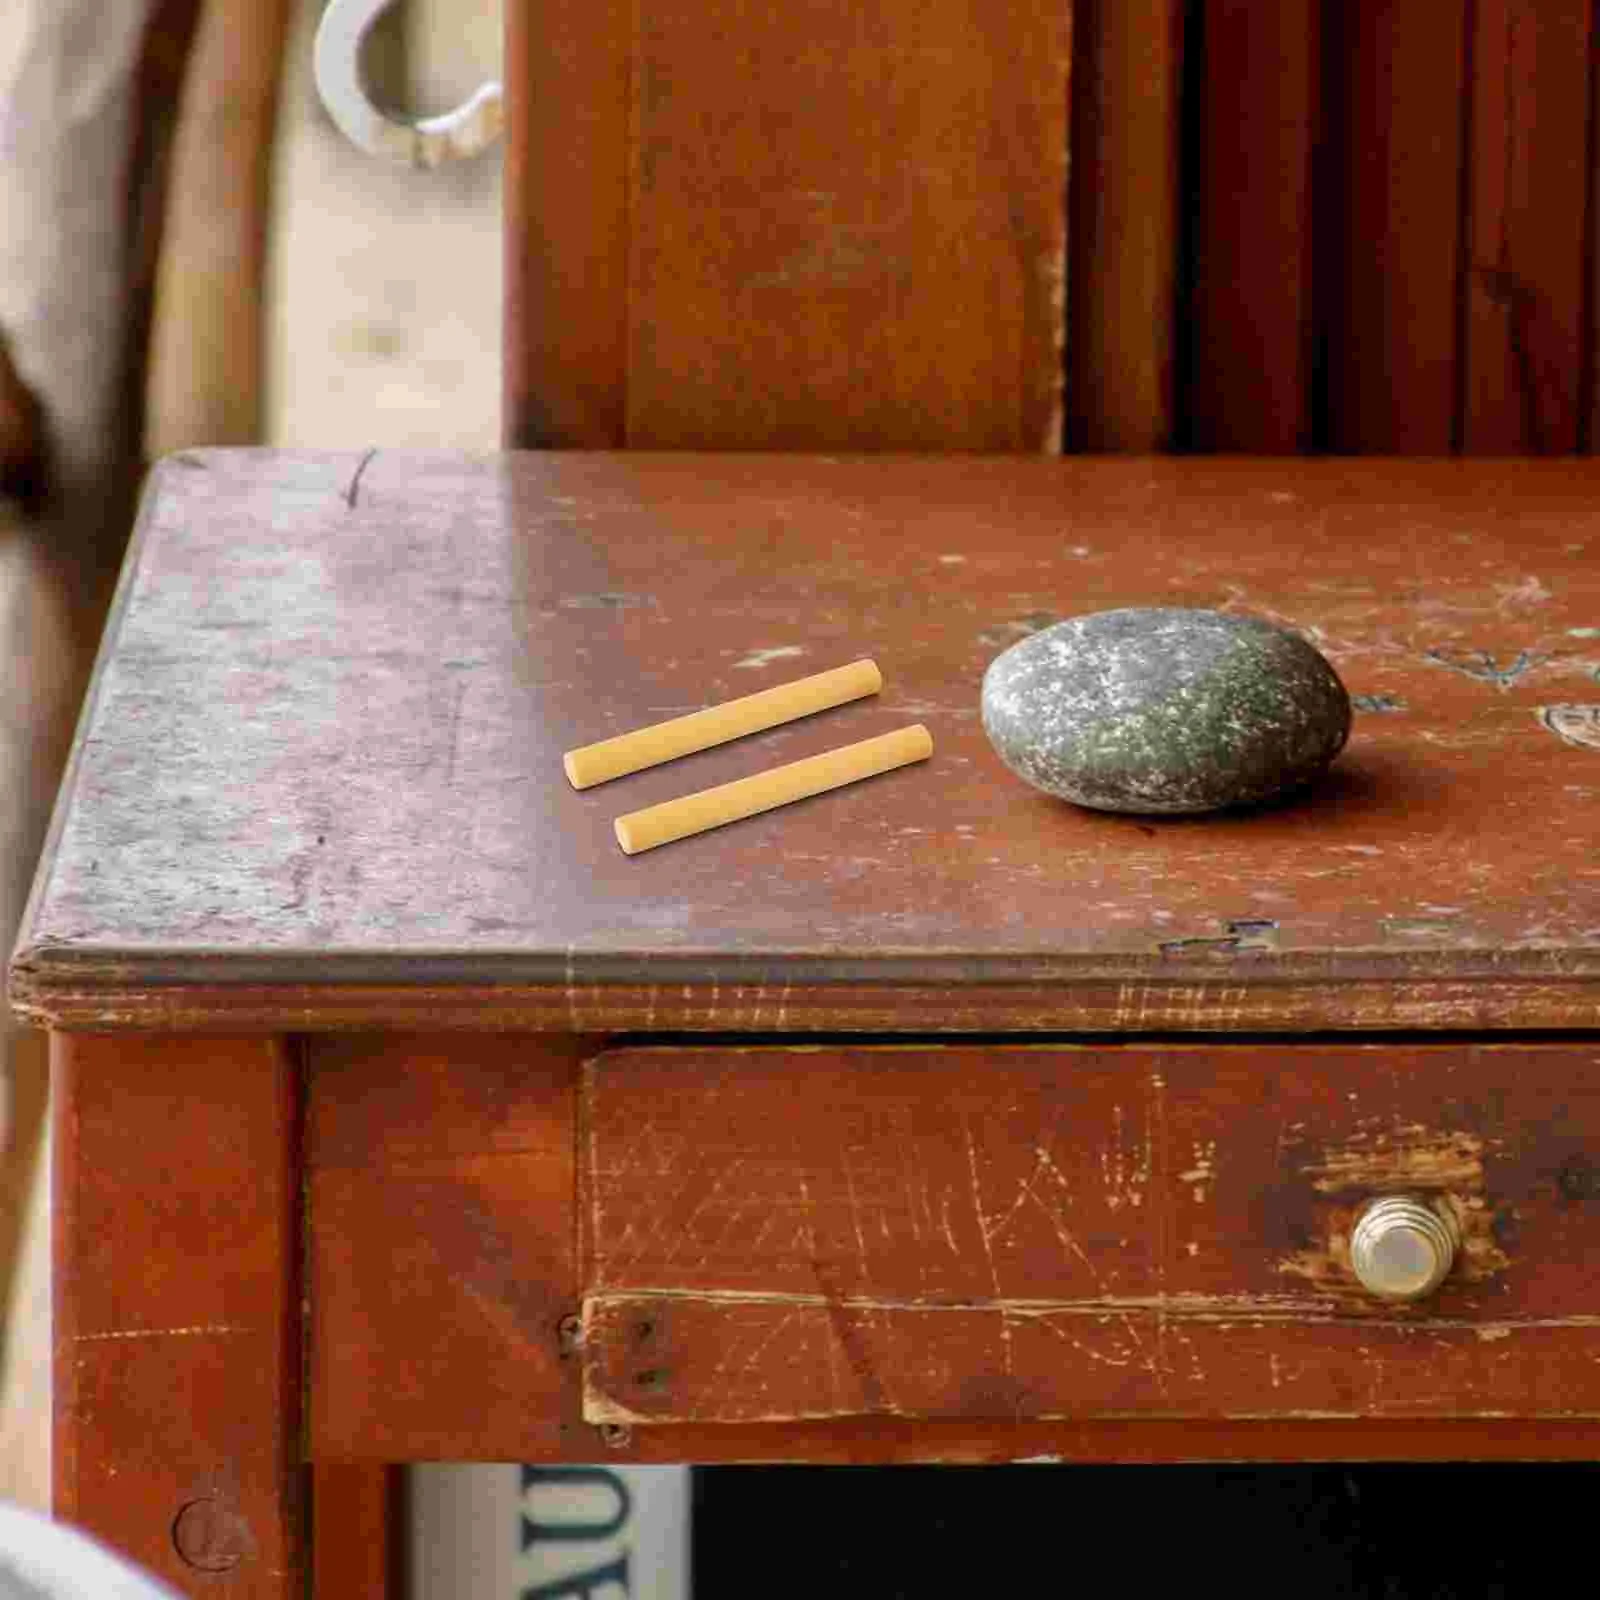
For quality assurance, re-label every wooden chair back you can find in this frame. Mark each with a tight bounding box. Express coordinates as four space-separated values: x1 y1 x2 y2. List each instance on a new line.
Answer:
507 1 1600 459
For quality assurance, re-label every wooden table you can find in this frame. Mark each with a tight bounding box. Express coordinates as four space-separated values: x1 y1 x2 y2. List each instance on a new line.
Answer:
13 450 1600 1595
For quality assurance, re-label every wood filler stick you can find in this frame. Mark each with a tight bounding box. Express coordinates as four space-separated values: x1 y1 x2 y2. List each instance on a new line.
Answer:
563 658 882 789
615 724 933 854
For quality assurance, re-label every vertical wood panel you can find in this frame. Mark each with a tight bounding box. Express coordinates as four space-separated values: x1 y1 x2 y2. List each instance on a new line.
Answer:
307 1035 581 1461
1187 0 1320 451
1065 0 1184 451
1462 0 1592 453
505 0 1070 452
625 0 1070 451
503 0 631 448
53 1033 304 1597
1324 2 1468 453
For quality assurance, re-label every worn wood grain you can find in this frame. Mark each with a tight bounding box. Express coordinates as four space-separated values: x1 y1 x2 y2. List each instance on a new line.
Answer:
16 977 1600 1037
53 1033 303 1595
578 1041 1600 1425
1187 0 1320 451
10 450 1600 1033
1461 0 1592 454
505 0 1069 451
306 1034 581 1462
10 451 1600 1026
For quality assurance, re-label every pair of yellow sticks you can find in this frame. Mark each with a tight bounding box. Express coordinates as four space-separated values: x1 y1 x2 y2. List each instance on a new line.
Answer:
563 658 932 853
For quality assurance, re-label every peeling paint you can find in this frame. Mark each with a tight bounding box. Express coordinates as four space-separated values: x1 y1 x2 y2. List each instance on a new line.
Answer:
1159 919 1279 959
733 645 807 670
1300 1124 1486 1194
1538 704 1600 750
1423 644 1548 689
1277 1122 1509 1304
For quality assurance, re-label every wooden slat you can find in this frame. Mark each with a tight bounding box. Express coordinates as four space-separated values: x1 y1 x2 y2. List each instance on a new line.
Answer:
506 0 1069 451
581 1042 1600 1426
1462 0 1592 454
503 0 631 448
586 1414 1600 1465
1324 2 1469 452
307 1034 582 1461
53 1033 304 1595
1186 0 1320 451
1065 0 1184 451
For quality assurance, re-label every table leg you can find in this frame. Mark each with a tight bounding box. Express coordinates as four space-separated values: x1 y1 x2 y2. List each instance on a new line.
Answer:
312 1464 405 1599
53 1033 305 1596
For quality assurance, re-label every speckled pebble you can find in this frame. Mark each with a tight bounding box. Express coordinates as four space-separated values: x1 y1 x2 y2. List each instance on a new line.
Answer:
980 607 1351 814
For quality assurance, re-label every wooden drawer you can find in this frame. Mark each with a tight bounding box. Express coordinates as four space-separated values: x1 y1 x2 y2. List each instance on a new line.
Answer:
579 1042 1600 1425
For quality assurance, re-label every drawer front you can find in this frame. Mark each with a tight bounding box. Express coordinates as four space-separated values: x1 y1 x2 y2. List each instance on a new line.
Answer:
580 1042 1600 1425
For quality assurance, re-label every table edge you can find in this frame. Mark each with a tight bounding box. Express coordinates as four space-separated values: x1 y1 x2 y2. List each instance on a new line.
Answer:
10 946 1599 1033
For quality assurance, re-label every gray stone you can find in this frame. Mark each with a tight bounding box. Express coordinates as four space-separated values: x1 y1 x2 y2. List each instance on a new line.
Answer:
980 607 1351 814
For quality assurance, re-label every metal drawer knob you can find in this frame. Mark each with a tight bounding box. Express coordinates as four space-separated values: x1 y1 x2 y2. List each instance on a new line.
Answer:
1349 1196 1459 1301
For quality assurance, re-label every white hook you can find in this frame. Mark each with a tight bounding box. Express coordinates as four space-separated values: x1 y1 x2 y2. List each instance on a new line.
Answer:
314 0 503 167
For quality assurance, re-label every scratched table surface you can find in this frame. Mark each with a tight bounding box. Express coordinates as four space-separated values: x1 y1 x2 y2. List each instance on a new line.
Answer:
11 449 1600 1032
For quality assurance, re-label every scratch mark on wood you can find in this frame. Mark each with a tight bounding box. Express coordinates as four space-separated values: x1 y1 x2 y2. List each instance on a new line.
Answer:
698 1166 763 1267
939 1189 959 1257
1151 1068 1171 1397
1496 574 1553 610
657 1159 743 1271
1032 1312 1132 1368
982 1145 1051 1247
75 1324 245 1342
1158 919 1279 959
964 1116 1013 1377
343 447 377 508
1030 1144 1167 1400
1102 1103 1148 1212
565 943 580 1031
1168 1321 1207 1384
559 591 656 610
733 645 807 670
442 677 468 788
1179 1138 1218 1203
812 1271 890 1417
898 1139 925 1248
737 1307 802 1396
587 1285 1600 1330
841 1147 872 1284
1301 1125 1486 1194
